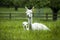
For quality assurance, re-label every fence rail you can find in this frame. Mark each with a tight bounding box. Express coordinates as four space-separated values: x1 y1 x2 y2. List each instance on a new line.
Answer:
0 13 60 20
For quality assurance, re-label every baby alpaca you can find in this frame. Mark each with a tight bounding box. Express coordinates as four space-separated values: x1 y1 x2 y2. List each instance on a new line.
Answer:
22 22 29 30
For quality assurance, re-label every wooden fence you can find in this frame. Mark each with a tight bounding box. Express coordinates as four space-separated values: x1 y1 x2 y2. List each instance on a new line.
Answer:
0 12 60 20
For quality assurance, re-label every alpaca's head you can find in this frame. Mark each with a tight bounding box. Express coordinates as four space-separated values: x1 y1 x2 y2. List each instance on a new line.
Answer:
22 22 28 28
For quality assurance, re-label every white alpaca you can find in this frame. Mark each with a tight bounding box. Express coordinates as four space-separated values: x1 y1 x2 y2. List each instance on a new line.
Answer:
32 23 50 30
24 7 50 31
22 22 50 31
25 6 33 28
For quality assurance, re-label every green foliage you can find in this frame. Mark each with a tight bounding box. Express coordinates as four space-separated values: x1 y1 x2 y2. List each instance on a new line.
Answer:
50 0 60 8
0 0 50 8
0 0 60 9
36 7 52 14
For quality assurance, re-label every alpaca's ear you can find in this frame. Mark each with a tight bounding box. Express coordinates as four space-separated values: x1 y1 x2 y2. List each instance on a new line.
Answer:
32 6 34 9
25 6 28 10
32 6 34 11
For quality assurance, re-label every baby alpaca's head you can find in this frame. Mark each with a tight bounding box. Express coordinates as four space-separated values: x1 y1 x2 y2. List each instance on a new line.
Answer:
23 22 28 26
22 22 29 30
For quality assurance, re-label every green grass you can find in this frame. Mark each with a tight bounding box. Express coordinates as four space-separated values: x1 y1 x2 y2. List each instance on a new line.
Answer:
0 7 60 40
0 19 60 40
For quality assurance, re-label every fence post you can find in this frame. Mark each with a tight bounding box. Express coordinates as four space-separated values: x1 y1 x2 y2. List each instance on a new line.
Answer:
9 13 11 20
46 13 48 21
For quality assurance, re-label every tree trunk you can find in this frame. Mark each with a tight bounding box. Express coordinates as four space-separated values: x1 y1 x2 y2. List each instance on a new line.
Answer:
53 12 57 21
51 8 59 21
15 5 18 11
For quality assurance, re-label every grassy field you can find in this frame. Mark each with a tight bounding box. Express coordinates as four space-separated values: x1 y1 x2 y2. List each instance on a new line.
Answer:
0 19 60 40
0 7 60 40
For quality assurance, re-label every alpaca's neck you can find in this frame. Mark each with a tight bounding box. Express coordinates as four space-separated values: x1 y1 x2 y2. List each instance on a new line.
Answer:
28 14 32 30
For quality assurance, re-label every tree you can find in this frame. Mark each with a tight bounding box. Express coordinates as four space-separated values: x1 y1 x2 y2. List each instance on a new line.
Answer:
49 0 60 21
